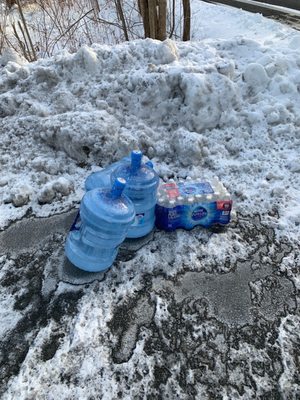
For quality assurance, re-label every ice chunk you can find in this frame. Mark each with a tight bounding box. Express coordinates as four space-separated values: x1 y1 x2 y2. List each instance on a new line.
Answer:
52 177 74 196
243 63 269 94
11 185 32 207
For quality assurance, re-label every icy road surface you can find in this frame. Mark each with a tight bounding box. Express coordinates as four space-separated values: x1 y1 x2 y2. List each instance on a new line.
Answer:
0 211 299 399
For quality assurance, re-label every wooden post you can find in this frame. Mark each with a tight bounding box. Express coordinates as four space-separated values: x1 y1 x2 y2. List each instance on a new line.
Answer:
158 0 167 41
139 0 167 40
139 0 150 37
148 0 157 38
182 0 190 41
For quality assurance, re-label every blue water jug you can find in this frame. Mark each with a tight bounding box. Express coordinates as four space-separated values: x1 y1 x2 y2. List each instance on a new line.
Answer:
85 156 130 191
111 150 159 238
85 156 154 192
65 178 135 272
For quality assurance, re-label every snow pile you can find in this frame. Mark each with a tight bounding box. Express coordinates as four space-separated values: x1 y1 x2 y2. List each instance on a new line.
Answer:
1 26 300 237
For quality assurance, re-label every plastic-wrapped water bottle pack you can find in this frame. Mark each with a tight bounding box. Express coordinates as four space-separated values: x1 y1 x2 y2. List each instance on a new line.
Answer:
155 177 232 231
65 150 233 272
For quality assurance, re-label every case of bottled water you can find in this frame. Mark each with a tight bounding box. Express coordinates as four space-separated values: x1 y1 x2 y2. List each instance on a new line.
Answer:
155 177 232 231
65 178 135 272
111 150 159 239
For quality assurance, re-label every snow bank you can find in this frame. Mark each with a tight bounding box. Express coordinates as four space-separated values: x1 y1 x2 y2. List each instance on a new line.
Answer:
1 29 300 238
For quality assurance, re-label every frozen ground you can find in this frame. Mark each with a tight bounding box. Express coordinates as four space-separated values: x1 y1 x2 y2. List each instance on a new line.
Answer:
0 1 300 399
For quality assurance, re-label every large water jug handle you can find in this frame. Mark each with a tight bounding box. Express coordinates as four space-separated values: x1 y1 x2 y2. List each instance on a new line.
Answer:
145 160 154 169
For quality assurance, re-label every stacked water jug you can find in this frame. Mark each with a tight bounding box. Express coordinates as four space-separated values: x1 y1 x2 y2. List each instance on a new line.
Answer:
65 150 159 272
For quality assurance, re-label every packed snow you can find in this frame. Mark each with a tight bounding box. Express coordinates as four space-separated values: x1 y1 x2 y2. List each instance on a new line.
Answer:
0 1 300 398
1 5 300 237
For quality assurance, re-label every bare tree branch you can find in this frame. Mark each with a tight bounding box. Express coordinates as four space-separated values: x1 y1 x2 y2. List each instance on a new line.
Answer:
169 0 176 38
50 9 93 50
114 0 129 41
15 0 37 60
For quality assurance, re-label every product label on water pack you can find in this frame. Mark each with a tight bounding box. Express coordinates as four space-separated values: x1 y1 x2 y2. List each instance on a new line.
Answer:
191 206 208 221
155 200 232 231
155 205 183 231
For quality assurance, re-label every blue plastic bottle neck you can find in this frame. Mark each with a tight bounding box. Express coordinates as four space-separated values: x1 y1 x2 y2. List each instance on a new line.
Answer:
110 177 126 199
131 150 142 173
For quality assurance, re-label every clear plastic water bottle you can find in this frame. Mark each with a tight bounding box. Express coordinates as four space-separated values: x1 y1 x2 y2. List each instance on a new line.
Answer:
65 178 135 272
111 150 159 238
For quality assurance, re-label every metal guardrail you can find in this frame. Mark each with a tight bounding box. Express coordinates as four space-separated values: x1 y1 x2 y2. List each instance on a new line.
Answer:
202 0 300 15
201 0 300 30
254 0 300 12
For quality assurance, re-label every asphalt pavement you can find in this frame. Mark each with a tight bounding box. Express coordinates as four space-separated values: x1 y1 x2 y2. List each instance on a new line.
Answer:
0 211 298 397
